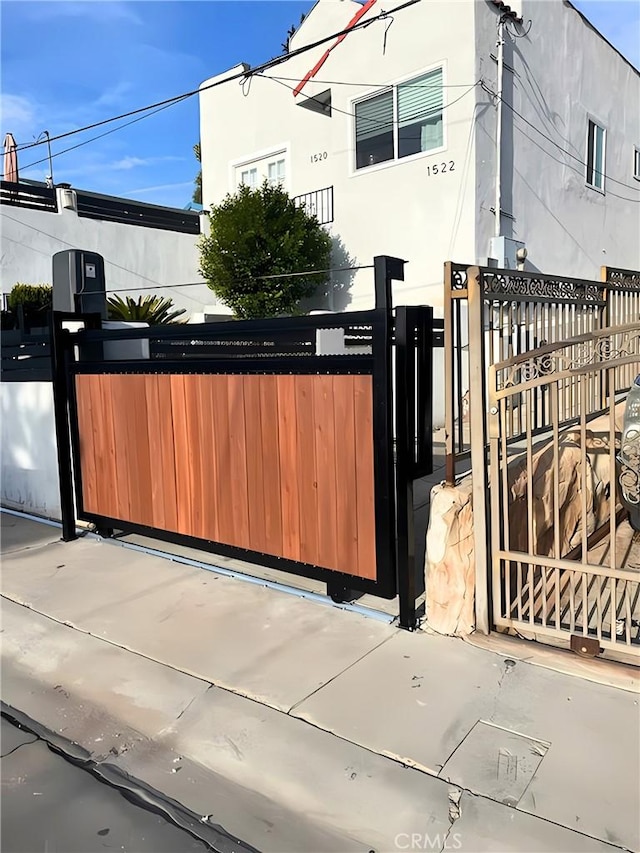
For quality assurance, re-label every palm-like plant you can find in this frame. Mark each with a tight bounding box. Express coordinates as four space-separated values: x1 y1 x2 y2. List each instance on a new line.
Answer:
107 294 187 325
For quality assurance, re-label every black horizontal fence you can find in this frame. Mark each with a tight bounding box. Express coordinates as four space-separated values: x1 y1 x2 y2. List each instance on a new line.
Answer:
76 190 201 234
1 180 57 213
1 327 52 382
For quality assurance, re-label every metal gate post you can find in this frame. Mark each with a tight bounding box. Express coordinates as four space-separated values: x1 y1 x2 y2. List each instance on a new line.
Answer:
467 267 491 634
50 313 77 542
395 305 416 630
373 256 412 624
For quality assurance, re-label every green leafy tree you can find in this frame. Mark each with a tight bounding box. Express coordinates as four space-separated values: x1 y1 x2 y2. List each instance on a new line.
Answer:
107 294 187 324
192 142 202 205
199 181 332 319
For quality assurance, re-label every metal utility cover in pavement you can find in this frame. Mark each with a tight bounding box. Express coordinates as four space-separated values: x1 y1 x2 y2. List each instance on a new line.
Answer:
440 721 550 806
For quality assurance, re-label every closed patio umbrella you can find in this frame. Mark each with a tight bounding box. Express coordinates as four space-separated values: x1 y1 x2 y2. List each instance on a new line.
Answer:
3 132 19 184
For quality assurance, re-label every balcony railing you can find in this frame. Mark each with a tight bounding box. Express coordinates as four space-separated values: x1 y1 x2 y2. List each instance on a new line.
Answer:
293 186 333 225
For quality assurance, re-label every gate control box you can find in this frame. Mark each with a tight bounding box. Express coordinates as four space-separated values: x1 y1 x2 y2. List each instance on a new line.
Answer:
52 250 107 318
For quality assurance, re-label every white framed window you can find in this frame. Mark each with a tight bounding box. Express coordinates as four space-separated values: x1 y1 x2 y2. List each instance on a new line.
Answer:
239 167 258 188
267 158 286 186
232 147 289 192
585 119 606 191
634 147 640 181
354 67 443 170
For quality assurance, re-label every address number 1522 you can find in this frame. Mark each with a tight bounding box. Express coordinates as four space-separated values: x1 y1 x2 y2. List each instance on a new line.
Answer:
427 161 455 176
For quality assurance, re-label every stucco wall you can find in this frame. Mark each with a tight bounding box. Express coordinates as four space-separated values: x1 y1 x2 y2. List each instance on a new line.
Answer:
474 0 640 276
0 198 219 316
1 382 60 519
200 0 479 314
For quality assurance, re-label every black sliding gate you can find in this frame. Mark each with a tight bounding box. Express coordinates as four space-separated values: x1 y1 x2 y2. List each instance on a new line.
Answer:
49 256 436 629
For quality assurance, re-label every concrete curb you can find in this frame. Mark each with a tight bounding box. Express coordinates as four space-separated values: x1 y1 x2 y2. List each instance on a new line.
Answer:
0 701 256 853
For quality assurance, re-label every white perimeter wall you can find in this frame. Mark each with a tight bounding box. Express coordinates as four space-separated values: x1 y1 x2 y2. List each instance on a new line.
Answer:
0 197 222 316
1 382 60 520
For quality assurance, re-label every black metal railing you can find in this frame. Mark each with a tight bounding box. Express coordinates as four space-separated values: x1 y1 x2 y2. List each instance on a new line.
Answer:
1 327 52 382
293 186 334 225
1 180 57 213
76 190 201 234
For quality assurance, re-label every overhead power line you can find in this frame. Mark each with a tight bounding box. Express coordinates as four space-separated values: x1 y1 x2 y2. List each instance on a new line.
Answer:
266 74 479 89
13 98 189 176
9 0 421 157
104 265 375 294
481 82 640 194
262 74 481 126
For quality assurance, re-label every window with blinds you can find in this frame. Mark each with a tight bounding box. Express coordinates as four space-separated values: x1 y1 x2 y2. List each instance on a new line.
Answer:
398 68 443 158
354 67 444 170
355 90 394 168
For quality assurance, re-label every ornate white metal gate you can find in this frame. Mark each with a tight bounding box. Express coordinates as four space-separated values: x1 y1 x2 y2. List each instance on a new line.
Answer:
488 323 640 664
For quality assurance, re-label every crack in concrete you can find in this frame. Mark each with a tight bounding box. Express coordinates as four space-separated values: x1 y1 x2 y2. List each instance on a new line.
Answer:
2 595 635 853
455 787 632 853
1 737 38 758
287 631 398 713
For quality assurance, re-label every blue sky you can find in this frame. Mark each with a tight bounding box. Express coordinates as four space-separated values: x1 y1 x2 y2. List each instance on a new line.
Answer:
2 0 638 209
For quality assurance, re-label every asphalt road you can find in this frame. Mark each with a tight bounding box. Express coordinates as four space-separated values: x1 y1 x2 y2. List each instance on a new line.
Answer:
1 717 211 853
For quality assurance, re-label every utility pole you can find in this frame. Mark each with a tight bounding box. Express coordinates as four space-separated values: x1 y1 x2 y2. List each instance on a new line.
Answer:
494 15 506 238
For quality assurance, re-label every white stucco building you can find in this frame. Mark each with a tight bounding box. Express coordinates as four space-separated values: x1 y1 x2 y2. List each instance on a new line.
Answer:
199 0 640 313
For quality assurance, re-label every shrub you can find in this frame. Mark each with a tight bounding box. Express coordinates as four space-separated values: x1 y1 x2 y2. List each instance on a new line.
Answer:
106 294 187 324
8 283 52 314
199 181 332 319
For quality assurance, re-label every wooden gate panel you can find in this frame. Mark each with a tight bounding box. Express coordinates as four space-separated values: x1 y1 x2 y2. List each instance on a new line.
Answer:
76 372 377 578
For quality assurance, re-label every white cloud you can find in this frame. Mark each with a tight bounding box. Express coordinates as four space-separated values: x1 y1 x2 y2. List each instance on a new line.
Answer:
95 81 133 109
1 94 38 140
122 181 193 196
111 156 152 170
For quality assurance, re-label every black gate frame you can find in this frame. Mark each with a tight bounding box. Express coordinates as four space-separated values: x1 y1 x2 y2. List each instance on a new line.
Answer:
51 257 434 629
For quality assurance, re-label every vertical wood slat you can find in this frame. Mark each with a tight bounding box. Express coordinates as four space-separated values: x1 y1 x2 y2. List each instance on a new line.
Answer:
74 373 378 579
243 376 268 555
197 374 219 543
354 375 377 579
170 375 193 536
94 374 119 519
183 376 204 539
76 375 98 514
260 375 283 558
295 375 319 565
110 373 133 521
211 375 234 546
314 375 339 572
277 376 301 562
333 376 359 575
128 374 154 528
227 375 250 549
156 375 179 533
